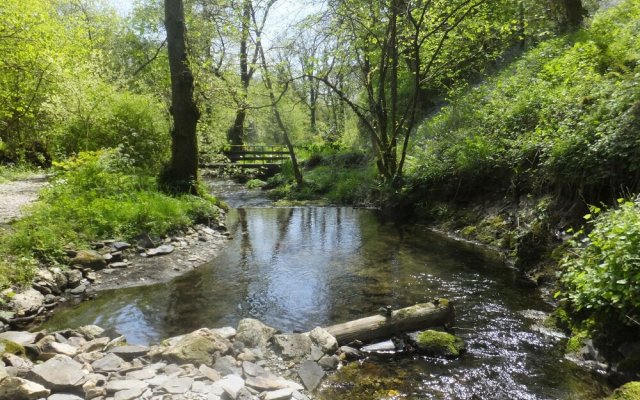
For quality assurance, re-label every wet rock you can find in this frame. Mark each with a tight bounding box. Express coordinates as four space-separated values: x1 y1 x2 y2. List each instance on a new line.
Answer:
146 244 174 256
154 329 230 365
28 354 86 391
111 242 130 251
235 319 278 349
0 376 50 399
71 250 107 270
272 334 312 361
297 361 324 392
411 330 466 358
604 381 640 400
68 284 86 296
108 345 148 361
10 289 44 317
308 327 338 354
360 340 396 353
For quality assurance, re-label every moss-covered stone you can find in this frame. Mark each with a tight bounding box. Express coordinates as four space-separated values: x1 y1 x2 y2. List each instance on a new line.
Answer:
605 382 640 400
414 330 466 358
0 339 25 357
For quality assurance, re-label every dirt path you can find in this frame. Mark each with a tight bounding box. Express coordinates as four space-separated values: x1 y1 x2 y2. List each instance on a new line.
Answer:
0 175 47 223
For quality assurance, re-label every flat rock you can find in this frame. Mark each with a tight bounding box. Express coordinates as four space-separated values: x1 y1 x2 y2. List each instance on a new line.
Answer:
112 242 131 251
10 289 45 317
125 367 156 380
297 361 324 392
272 334 312 361
244 374 289 391
146 244 174 256
318 355 339 370
161 376 194 394
105 379 148 394
109 262 128 269
79 337 109 353
47 394 83 400
199 364 221 382
263 388 295 400
68 284 86 295
28 355 86 391
235 319 278 349
218 374 245 399
114 387 145 400
91 353 125 373
0 376 50 399
0 331 37 346
48 341 77 357
108 345 148 361
242 361 267 378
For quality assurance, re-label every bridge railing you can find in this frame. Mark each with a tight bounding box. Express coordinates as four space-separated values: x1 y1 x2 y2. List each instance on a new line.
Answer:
201 145 291 169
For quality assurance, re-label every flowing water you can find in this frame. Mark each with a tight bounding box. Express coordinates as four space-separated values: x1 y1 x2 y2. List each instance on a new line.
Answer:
42 181 610 399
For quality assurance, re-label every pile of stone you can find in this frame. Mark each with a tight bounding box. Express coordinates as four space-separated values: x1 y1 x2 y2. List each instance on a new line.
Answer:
0 318 346 400
0 224 228 332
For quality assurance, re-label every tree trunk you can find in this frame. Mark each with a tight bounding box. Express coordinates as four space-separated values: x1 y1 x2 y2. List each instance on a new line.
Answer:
324 301 455 345
162 0 200 194
227 110 246 146
227 0 252 146
563 0 585 28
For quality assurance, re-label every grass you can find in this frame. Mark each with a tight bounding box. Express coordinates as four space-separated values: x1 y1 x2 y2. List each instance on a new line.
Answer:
0 164 43 183
0 149 222 290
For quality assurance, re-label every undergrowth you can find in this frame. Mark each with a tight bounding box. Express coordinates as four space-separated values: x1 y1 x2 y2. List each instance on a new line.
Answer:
0 149 221 290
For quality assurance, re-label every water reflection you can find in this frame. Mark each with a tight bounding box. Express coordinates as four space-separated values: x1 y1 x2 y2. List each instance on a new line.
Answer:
42 205 608 399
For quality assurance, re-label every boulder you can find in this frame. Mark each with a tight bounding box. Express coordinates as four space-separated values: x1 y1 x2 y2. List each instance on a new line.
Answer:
272 334 312 361
28 354 86 390
63 270 83 289
411 330 466 358
155 329 230 365
0 377 50 400
235 319 278 349
0 338 25 357
108 345 148 361
297 361 324 392
9 289 44 317
50 268 68 292
0 331 36 346
308 327 338 354
71 250 106 270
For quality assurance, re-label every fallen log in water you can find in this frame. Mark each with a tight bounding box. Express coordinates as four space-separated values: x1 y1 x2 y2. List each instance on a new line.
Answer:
324 300 455 345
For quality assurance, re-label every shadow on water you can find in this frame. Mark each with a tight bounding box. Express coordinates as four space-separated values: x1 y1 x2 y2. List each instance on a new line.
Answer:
42 181 610 399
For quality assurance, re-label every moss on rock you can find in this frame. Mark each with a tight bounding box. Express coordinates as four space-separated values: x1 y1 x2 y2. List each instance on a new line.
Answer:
0 339 25 357
415 330 466 358
605 382 640 400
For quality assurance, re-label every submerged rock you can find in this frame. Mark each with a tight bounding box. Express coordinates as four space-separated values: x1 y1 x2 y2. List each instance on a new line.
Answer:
412 330 466 358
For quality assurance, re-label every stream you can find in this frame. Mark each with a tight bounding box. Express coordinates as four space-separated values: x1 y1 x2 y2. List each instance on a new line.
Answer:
42 180 610 399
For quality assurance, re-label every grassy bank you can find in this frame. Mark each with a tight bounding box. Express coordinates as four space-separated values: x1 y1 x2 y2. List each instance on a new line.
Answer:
404 0 640 374
0 150 223 290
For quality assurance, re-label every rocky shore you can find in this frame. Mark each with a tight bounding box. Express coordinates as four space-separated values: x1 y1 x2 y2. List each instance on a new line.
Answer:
0 223 229 332
0 317 349 400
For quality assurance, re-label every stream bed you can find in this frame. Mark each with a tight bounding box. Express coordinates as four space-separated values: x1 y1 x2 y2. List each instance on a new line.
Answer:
42 181 610 399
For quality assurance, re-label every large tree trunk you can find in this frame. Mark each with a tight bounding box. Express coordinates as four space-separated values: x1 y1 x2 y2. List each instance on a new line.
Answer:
162 0 200 194
325 301 455 345
563 0 585 27
227 0 251 146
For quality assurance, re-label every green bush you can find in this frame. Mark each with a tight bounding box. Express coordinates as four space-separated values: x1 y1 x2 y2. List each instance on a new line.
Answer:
0 150 221 281
558 198 640 333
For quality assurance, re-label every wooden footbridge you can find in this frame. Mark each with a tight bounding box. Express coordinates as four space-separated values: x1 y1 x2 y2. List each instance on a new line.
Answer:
201 145 291 170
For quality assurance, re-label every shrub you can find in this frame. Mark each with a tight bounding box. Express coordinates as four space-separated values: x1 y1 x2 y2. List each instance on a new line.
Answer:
558 198 640 334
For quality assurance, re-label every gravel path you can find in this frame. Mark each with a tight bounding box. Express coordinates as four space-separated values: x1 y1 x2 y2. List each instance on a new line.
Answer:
0 175 47 223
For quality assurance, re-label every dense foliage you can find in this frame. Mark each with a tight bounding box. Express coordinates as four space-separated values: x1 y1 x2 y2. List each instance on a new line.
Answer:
408 0 640 204
559 199 640 335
